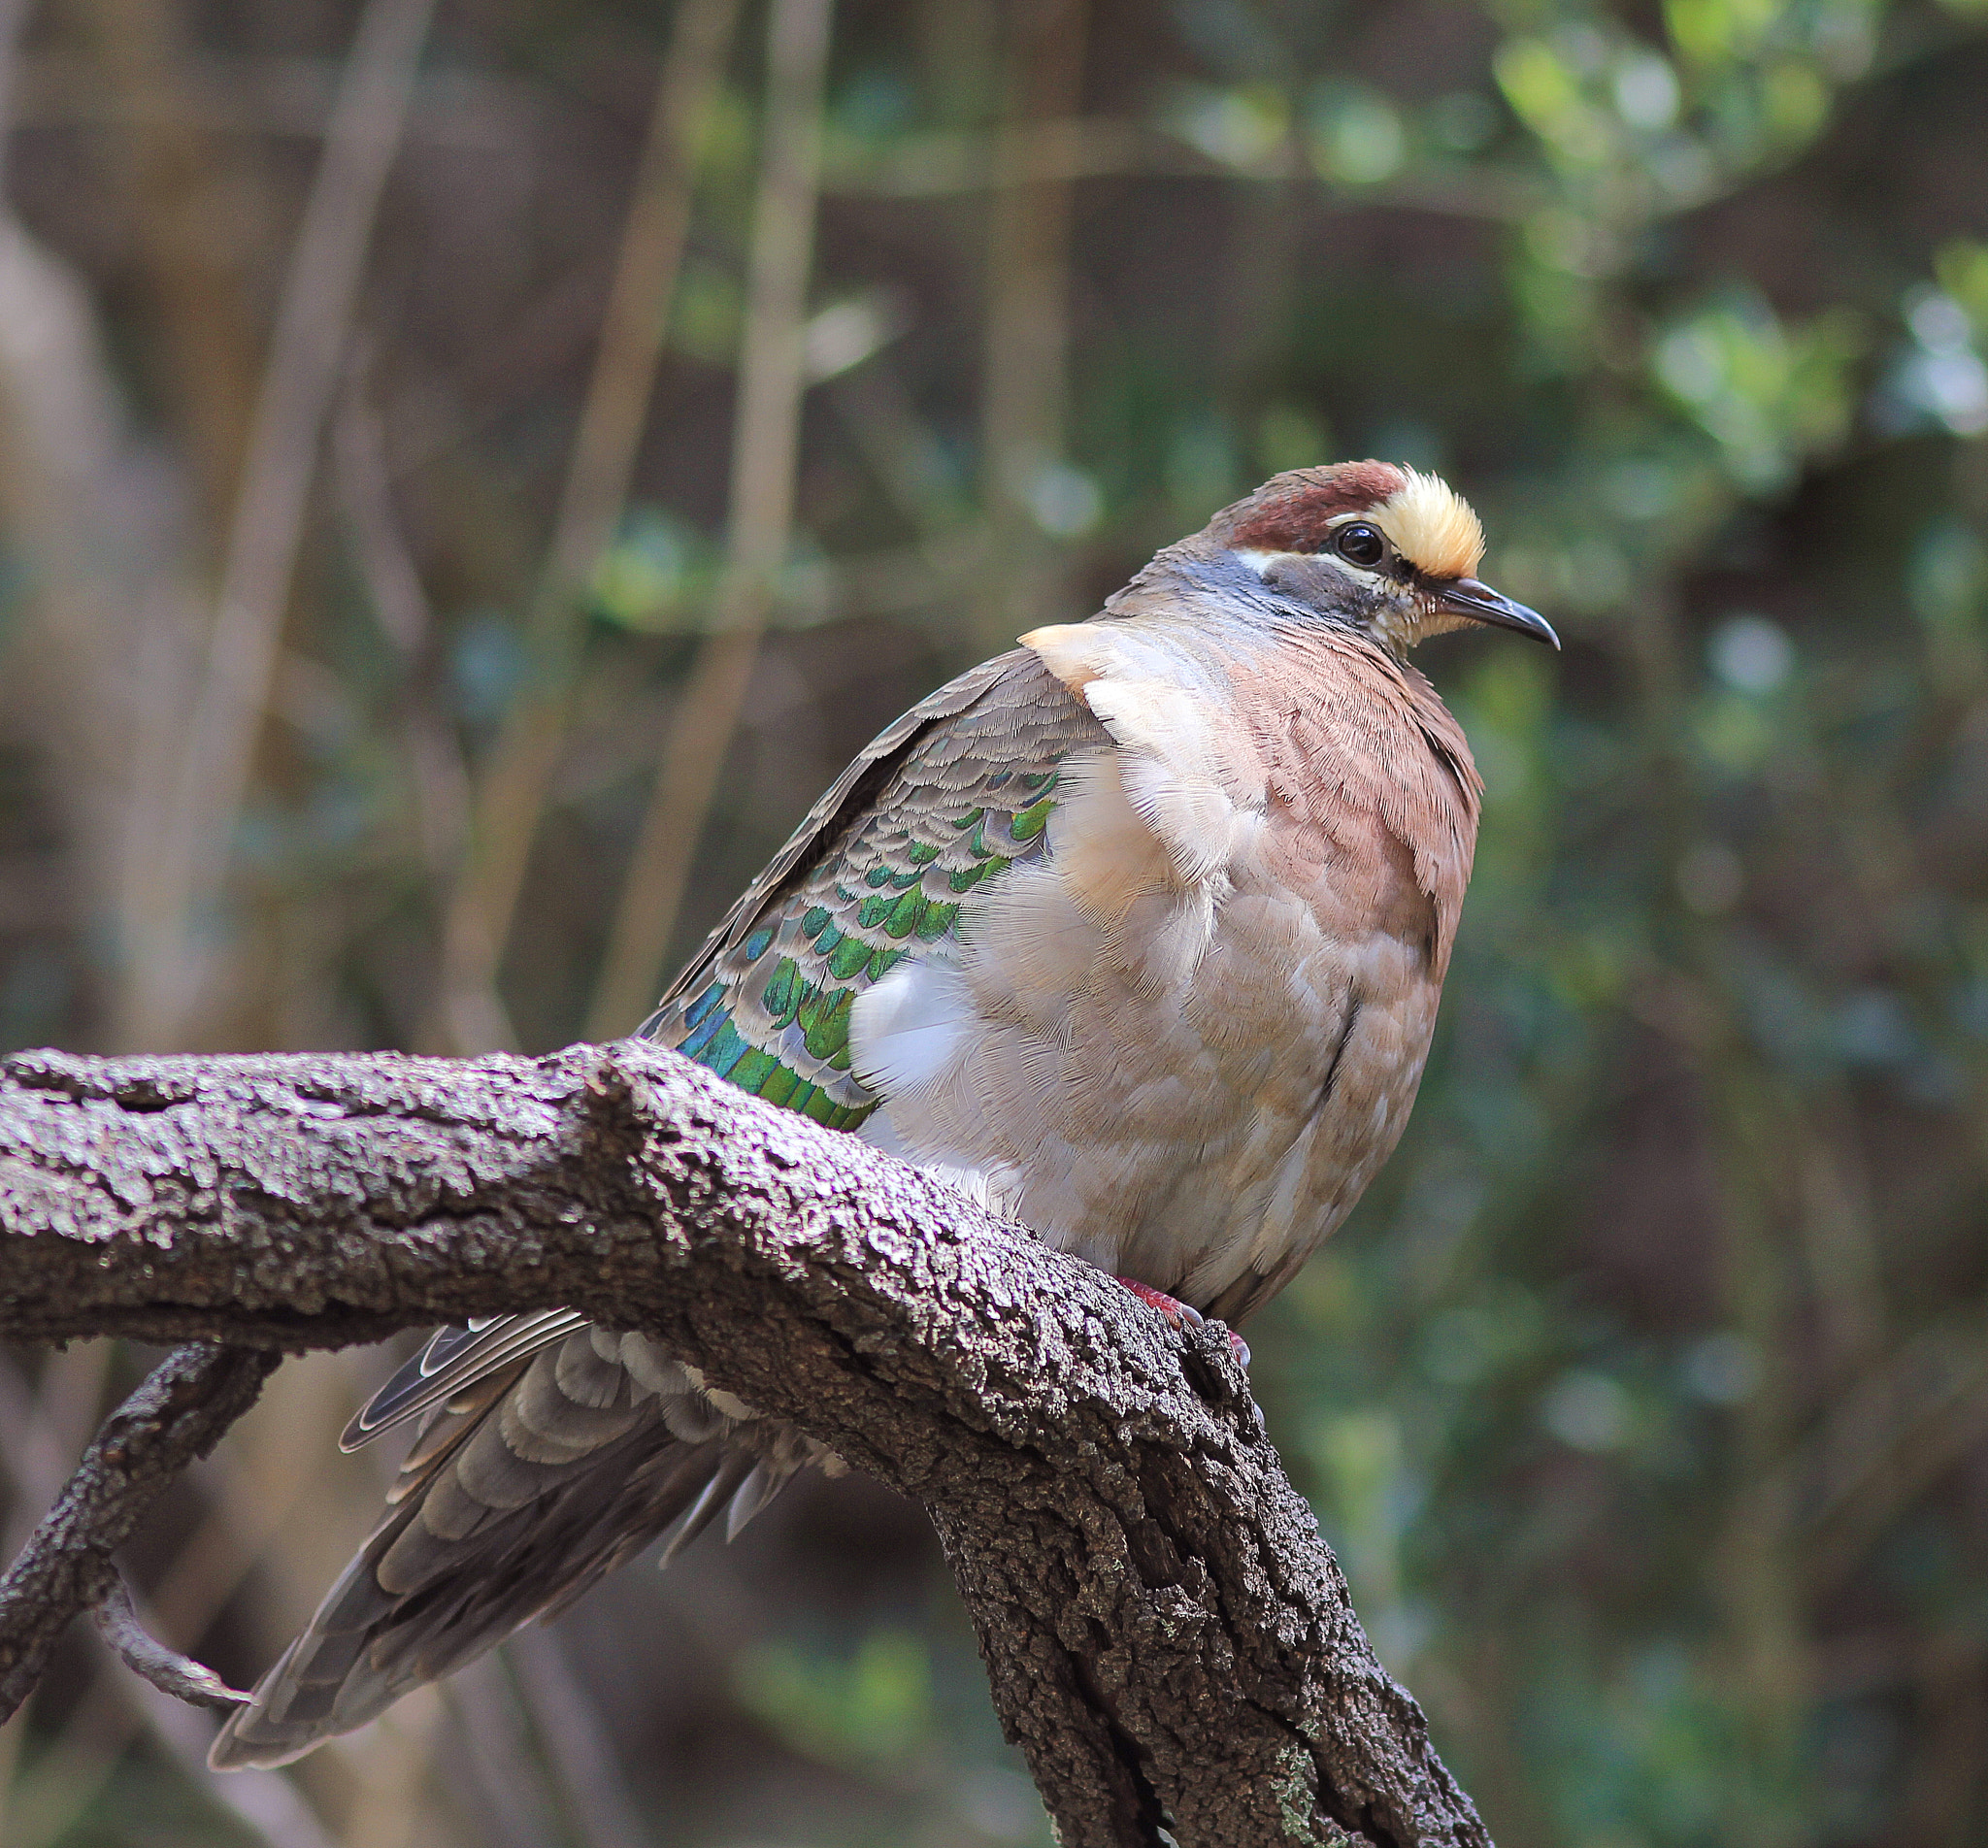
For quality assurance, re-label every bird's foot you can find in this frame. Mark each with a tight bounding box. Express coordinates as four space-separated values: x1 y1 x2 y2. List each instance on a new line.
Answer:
1112 1277 1250 1367
1113 1275 1203 1327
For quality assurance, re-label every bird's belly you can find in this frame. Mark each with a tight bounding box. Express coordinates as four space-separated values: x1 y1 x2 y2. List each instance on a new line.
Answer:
853 862 1442 1314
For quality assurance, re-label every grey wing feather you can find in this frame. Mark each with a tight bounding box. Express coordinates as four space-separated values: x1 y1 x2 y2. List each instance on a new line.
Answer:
210 1330 816 1769
340 1309 589 1451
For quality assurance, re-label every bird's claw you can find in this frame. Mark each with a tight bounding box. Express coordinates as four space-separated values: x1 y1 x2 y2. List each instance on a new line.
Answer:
1114 1275 1201 1326
1112 1276 1250 1367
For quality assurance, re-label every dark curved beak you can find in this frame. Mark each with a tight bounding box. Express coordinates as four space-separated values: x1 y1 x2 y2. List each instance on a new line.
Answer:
1439 578 1560 649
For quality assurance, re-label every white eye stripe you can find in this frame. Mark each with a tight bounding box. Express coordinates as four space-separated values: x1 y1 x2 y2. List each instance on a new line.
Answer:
1234 545 1383 584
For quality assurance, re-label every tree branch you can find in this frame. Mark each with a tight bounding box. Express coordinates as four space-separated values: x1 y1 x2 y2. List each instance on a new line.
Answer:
90 1562 252 1709
0 1342 277 1717
0 1040 1489 1848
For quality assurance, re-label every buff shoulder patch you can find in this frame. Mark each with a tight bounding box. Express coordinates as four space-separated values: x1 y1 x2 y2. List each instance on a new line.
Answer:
1372 468 1484 580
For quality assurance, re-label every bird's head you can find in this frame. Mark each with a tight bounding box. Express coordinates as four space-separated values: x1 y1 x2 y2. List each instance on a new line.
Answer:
1194 461 1558 655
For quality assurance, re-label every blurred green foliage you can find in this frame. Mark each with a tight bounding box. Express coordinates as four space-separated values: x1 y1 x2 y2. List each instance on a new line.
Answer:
733 1628 938 1773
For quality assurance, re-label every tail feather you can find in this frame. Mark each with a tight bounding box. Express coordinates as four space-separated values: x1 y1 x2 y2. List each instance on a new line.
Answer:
210 1326 814 1770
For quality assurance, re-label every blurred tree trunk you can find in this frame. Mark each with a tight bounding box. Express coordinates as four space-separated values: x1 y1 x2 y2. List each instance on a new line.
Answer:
71 0 268 540
0 204 210 1051
976 0 1086 647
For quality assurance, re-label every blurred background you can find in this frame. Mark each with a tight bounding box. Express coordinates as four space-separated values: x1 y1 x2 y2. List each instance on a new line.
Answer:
1 0 1985 1841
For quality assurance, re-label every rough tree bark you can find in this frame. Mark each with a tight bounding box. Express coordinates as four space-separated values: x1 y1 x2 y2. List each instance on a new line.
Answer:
0 1040 1491 1848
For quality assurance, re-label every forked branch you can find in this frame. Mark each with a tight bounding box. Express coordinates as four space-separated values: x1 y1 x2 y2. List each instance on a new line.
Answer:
0 1041 1488 1848
0 1342 275 1716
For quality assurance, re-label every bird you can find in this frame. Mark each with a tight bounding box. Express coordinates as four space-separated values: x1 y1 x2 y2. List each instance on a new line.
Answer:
210 460 1556 1768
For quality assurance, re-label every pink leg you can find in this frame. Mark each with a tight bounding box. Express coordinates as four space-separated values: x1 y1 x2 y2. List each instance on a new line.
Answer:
1112 1276 1251 1367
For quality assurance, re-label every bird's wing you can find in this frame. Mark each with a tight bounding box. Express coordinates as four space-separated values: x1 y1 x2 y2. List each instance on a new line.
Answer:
339 1309 589 1450
214 646 1109 1771
644 643 1110 1124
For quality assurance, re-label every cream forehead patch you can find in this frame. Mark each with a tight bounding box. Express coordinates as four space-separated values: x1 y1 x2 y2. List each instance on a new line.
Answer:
1372 468 1484 580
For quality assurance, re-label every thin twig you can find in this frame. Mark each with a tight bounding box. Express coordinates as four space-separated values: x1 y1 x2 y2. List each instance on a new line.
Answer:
0 1344 279 1723
89 1564 249 1709
332 359 431 660
538 0 746 616
0 1414 325 1848
0 1350 336 1848
582 0 836 1041
7 49 550 153
139 0 436 1050
123 1666 340 1848
434 0 745 1055
0 1347 110 1558
817 116 1541 217
0 1341 109 1830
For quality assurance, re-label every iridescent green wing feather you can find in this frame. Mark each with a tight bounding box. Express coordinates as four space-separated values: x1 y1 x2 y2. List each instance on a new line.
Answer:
642 645 1108 1127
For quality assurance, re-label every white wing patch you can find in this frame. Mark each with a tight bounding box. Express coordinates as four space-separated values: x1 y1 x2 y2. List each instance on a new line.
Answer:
849 955 972 1096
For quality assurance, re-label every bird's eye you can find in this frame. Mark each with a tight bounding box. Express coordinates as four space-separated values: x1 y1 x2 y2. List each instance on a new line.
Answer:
1335 522 1386 568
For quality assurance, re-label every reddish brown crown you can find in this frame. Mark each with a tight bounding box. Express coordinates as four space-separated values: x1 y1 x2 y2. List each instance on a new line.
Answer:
1224 463 1407 552
1215 461 1487 581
